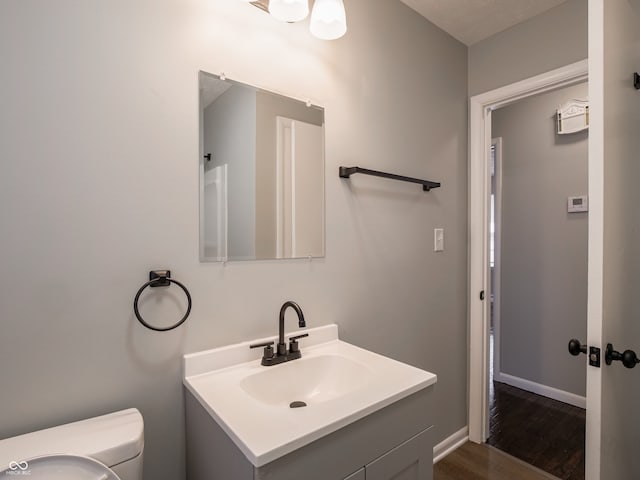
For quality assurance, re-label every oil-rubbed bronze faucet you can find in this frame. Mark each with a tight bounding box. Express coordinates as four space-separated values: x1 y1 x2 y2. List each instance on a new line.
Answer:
249 301 308 366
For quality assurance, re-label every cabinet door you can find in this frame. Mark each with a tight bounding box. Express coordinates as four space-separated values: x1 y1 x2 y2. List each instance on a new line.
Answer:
365 427 432 480
343 467 365 480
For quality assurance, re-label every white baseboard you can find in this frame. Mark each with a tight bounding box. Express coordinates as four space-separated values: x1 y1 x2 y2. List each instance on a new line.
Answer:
433 426 468 464
494 371 586 409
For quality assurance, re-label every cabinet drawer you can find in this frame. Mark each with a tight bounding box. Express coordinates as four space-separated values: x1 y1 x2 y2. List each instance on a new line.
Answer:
366 427 433 480
344 468 365 480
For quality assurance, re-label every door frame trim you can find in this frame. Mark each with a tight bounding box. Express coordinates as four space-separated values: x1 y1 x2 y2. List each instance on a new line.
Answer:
468 59 589 444
490 137 502 387
585 1 603 478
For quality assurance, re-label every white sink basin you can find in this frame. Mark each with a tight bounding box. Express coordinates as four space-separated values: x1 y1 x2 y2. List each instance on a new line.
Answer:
183 324 436 467
240 354 374 407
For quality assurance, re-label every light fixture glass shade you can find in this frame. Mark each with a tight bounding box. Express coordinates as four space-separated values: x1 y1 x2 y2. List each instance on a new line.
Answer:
269 0 309 22
310 0 347 40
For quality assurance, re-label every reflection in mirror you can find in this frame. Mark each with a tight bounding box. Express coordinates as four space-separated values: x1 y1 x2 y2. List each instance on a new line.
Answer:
199 71 325 262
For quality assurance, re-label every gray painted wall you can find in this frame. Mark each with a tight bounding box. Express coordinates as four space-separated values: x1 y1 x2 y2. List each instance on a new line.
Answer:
0 1 467 479
493 82 588 396
204 86 257 259
468 0 587 96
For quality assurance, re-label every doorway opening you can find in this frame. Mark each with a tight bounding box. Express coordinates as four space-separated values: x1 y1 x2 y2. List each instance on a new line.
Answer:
486 91 588 478
469 61 587 476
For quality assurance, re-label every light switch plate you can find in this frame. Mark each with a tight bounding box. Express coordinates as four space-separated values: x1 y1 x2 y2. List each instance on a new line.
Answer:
434 228 444 252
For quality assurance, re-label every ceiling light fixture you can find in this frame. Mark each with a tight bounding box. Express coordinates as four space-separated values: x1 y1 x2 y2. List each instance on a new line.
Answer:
310 0 347 40
269 0 309 22
244 0 347 40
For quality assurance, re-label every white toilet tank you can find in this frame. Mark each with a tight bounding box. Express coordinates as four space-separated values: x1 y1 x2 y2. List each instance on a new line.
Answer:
0 408 144 480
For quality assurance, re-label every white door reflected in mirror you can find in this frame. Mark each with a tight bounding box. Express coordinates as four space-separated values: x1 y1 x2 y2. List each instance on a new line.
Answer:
276 116 324 259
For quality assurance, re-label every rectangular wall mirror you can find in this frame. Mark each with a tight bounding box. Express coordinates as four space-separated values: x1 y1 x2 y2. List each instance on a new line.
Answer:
199 71 325 262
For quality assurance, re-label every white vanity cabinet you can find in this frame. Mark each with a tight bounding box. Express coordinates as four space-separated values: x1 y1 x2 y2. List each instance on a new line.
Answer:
183 325 437 480
341 427 432 480
185 385 434 480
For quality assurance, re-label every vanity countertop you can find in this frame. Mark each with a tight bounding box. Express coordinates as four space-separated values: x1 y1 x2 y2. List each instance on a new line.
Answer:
183 324 437 467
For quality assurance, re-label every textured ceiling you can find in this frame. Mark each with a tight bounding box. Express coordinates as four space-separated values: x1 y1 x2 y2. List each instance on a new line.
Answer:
398 0 570 46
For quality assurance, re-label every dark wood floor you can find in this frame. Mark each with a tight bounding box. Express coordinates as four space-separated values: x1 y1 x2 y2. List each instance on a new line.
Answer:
488 381 585 480
434 442 559 480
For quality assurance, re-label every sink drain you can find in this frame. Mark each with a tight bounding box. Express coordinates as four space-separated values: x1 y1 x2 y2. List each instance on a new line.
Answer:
289 401 307 408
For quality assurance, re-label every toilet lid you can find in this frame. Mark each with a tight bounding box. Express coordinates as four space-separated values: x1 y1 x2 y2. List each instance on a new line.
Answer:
1 454 121 479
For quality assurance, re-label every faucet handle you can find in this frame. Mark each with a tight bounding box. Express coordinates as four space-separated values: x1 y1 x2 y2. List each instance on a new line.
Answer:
250 341 275 360
288 333 309 354
289 334 309 342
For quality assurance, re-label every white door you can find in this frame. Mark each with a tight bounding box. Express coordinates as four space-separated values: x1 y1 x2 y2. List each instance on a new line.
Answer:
586 0 640 477
276 116 324 258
